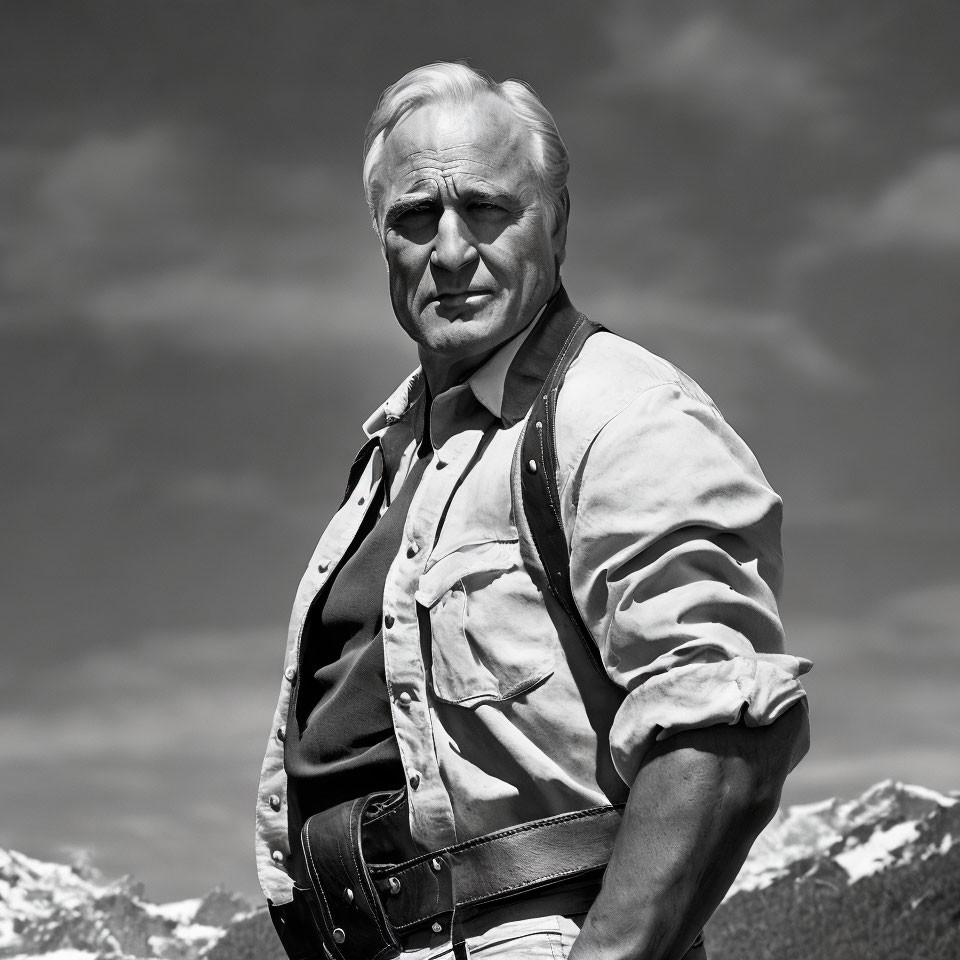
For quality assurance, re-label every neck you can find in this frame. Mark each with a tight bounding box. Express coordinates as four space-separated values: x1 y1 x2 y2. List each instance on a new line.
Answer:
419 345 498 397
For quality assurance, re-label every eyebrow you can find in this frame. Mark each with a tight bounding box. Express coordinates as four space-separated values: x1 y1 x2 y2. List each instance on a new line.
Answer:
384 194 438 223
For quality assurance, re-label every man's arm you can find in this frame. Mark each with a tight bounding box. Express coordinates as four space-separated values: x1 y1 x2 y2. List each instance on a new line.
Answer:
568 702 810 960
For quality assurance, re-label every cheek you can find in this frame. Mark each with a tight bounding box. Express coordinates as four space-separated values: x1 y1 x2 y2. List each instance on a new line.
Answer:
386 242 430 295
487 226 554 280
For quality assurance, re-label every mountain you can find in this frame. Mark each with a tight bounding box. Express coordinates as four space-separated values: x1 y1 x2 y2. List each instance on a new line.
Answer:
0 848 261 960
708 779 960 960
1 780 957 960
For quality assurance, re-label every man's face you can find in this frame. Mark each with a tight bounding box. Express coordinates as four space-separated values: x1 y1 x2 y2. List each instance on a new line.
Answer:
374 95 565 376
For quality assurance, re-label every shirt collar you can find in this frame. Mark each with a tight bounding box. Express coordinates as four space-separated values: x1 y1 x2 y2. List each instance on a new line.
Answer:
362 286 577 438
466 301 544 419
362 367 423 438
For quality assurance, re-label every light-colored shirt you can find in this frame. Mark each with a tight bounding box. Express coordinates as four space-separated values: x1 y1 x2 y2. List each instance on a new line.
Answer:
255 292 811 906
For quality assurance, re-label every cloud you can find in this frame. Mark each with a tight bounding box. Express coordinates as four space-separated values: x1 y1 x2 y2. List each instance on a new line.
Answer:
0 625 285 896
596 6 842 136
0 627 280 764
86 266 393 354
1 125 394 355
783 581 960 803
2 129 198 296
574 283 858 424
856 151 960 247
784 150 960 281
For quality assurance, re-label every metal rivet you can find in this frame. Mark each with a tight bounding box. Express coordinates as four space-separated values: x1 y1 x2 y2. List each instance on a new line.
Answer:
268 794 282 811
276 726 285 743
430 857 442 872
387 876 401 895
535 420 543 430
409 772 421 789
398 691 412 707
384 614 395 629
271 850 284 864
431 922 443 934
284 665 297 682
526 459 538 474
318 561 329 573
343 888 354 905
332 927 346 944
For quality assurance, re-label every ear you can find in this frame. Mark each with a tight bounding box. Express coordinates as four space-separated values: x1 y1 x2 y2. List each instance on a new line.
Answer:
551 187 569 269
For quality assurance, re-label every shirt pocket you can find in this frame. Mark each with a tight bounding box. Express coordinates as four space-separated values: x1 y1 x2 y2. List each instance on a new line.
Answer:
415 539 556 706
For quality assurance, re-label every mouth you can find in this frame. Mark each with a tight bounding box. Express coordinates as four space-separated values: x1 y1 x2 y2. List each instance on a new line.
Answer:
434 290 493 306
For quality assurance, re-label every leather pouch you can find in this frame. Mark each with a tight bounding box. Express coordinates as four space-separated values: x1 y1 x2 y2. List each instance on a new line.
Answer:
300 792 403 960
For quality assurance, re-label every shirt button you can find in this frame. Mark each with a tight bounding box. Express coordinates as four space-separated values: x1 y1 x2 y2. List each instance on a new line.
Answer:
409 772 421 789
284 665 297 682
397 691 412 707
436 460 446 469
406 541 420 558
358 496 365 505
271 850 285 865
317 561 329 573
268 794 282 811
276 726 285 743
384 614 395 629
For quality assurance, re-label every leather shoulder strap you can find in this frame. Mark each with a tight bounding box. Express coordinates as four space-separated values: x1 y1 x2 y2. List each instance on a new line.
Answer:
519 313 610 680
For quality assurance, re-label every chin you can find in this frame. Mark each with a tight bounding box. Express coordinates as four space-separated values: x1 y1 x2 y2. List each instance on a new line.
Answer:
405 294 524 359
423 324 493 360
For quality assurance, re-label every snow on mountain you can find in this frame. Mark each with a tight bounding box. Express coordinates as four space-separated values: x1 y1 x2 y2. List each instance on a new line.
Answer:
1 780 957 959
0 848 251 960
729 778 958 896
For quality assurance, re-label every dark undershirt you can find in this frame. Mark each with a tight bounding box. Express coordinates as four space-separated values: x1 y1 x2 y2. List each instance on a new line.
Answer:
286 443 434 842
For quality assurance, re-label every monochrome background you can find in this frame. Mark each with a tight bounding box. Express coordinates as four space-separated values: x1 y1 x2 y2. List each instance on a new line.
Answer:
2 0 958 899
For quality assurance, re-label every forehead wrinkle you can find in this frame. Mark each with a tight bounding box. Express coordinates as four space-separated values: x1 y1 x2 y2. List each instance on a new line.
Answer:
397 158 504 195
397 150 500 176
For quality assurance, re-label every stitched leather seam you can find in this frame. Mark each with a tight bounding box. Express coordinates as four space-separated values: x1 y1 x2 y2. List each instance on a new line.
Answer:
376 805 623 876
349 800 392 944
302 826 342 960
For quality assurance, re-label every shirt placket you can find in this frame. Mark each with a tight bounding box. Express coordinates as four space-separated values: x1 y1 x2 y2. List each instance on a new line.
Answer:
256 442 385 897
381 422 489 850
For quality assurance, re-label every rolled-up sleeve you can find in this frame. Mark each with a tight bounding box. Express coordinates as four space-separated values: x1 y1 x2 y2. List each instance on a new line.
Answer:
568 379 811 786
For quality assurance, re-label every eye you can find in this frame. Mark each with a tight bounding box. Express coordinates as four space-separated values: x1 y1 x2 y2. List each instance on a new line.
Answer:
470 201 502 212
399 202 435 219
388 202 438 232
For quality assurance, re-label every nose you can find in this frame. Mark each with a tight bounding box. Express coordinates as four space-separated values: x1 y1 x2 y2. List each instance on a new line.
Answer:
430 208 478 272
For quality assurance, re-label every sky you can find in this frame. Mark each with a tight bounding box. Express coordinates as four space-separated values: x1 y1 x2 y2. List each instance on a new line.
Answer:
2 0 958 901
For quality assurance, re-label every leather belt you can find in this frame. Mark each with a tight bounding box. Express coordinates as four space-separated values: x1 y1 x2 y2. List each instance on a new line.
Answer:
369 801 624 931
280 791 624 960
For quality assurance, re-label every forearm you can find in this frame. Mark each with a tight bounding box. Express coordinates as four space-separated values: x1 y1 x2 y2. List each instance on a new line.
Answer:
569 702 809 960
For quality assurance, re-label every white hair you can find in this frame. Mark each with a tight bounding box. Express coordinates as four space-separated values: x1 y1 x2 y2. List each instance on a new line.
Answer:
362 62 570 239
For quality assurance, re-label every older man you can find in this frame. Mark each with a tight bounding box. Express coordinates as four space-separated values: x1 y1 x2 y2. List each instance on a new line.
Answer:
256 63 810 960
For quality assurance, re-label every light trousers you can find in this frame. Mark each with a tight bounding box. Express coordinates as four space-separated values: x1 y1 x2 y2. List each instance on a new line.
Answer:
399 913 709 960
400 914 583 960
